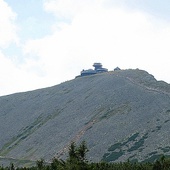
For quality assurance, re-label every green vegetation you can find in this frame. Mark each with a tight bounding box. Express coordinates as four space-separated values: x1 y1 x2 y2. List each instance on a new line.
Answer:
127 133 148 152
0 110 61 156
166 110 170 114
159 146 170 153
108 143 122 152
102 150 124 162
1 142 170 170
99 104 132 120
102 132 149 163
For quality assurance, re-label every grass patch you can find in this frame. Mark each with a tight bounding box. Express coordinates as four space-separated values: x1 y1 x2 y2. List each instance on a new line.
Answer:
155 125 162 131
143 154 163 163
102 150 124 162
0 109 62 155
103 132 148 162
0 157 36 167
164 119 170 123
130 158 138 163
108 143 122 152
127 133 139 143
148 151 158 156
166 110 170 114
161 146 170 153
127 133 148 152
138 147 144 152
99 104 131 120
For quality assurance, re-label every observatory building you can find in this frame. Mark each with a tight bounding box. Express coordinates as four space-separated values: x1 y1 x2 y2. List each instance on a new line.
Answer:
77 63 108 77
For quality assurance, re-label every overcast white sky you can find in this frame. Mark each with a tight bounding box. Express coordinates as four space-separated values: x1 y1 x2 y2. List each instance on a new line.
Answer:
0 0 170 96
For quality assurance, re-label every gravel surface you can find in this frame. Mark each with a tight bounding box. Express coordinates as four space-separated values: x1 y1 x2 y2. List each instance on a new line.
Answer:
0 69 170 164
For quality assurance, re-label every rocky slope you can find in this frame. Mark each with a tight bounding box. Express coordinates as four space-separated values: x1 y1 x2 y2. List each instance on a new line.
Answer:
0 69 170 166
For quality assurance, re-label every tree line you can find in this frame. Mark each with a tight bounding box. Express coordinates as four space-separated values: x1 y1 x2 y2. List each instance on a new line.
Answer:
1 141 170 170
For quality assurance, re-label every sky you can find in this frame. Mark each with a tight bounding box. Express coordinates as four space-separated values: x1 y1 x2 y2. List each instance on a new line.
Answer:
0 0 170 96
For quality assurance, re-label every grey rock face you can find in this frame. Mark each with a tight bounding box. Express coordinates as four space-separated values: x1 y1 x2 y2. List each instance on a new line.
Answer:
0 69 170 164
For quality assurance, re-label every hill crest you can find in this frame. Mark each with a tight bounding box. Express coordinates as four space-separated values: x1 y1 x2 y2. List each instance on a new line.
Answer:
0 69 170 166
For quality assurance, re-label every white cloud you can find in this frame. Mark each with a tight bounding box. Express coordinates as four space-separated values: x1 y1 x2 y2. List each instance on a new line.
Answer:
0 0 45 96
43 0 99 20
1 0 170 96
23 0 170 87
0 51 44 96
0 0 19 47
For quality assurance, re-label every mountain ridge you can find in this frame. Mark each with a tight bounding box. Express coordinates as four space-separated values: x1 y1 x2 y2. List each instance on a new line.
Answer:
0 69 170 166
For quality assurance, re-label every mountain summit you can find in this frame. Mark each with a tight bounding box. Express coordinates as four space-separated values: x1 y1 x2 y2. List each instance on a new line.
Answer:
0 69 170 165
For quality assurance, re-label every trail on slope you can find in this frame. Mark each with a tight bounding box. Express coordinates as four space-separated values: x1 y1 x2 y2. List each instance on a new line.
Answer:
55 73 170 159
125 76 170 96
55 119 97 159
